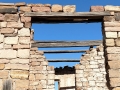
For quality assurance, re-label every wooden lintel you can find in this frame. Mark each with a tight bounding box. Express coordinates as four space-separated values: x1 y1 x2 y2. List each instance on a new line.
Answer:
24 12 111 23
43 50 86 53
47 59 80 62
24 11 111 17
32 40 102 48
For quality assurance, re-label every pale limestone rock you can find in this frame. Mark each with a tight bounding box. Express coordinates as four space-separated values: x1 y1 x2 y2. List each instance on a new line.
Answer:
17 49 30 58
0 43 3 49
110 78 120 87
105 32 117 38
29 74 35 80
10 59 29 64
36 74 47 80
107 47 120 53
30 81 39 86
10 70 29 79
7 22 23 28
52 4 62 12
0 80 2 89
104 22 120 27
0 50 17 58
118 32 120 37
5 64 29 70
108 54 120 60
15 80 29 89
0 64 5 69
115 38 120 46
4 37 18 44
63 5 76 12
0 71 8 79
105 5 120 11
20 6 31 12
89 81 95 86
18 28 30 36
106 39 115 46
19 37 30 44
0 34 4 43
0 22 7 27
1 28 15 34
105 27 120 31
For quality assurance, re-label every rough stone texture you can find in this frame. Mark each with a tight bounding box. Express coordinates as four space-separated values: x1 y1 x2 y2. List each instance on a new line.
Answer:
0 64 5 69
19 37 30 44
16 80 29 89
0 71 8 79
32 6 51 12
15 2 26 6
4 14 19 21
18 28 30 36
1 28 15 34
17 49 30 58
63 5 76 12
10 70 29 79
20 6 31 12
0 50 17 58
90 6 104 12
52 4 62 12
105 39 115 46
7 22 23 28
105 32 117 38
4 37 18 44
105 5 120 11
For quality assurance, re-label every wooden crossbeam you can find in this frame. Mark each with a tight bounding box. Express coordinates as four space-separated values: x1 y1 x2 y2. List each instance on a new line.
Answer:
24 12 111 23
43 50 86 53
47 59 80 62
32 40 102 48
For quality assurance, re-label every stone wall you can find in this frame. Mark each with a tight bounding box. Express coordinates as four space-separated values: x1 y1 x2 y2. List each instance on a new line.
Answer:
0 2 120 90
75 45 108 90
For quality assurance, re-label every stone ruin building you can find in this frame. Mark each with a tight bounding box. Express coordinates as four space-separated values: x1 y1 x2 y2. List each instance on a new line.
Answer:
0 2 120 90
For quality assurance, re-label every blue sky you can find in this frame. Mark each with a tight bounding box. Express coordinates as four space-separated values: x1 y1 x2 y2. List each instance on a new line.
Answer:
1 0 120 89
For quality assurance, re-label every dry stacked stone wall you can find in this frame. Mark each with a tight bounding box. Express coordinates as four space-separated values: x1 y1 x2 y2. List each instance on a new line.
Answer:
0 2 120 90
75 45 108 90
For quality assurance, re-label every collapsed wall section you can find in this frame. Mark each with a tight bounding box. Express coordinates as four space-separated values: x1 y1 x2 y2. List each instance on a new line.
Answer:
75 45 108 90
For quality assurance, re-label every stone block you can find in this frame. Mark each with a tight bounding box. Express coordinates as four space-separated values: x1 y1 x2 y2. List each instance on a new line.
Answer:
5 64 29 70
15 80 29 89
104 16 115 22
108 61 120 69
21 16 31 22
0 50 17 58
109 70 120 77
105 27 120 31
105 5 120 11
13 45 30 49
107 47 120 53
36 74 47 80
48 74 55 79
29 74 35 80
24 22 31 28
32 6 51 12
0 59 9 63
15 2 26 6
0 14 4 21
104 22 120 27
105 39 115 46
1 28 15 34
10 70 29 79
7 22 23 28
63 5 76 12
4 14 19 22
20 6 31 12
118 32 120 37
30 81 39 86
0 43 3 49
105 32 117 38
0 64 5 69
0 34 4 43
10 59 29 64
17 49 30 58
90 6 104 12
4 44 11 49
108 54 120 60
4 37 18 44
110 78 120 87
41 61 48 65
0 22 7 28
47 66 54 71
0 6 17 13
18 28 30 36
115 38 120 46
52 4 62 12
113 87 120 90
19 37 30 44
0 71 8 79
31 62 40 66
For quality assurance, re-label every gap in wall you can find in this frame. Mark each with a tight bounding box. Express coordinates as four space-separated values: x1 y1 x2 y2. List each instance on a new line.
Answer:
32 23 102 68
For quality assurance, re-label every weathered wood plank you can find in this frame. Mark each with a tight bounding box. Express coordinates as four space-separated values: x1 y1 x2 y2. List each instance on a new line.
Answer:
32 40 102 48
47 59 80 62
24 11 111 17
43 50 86 53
